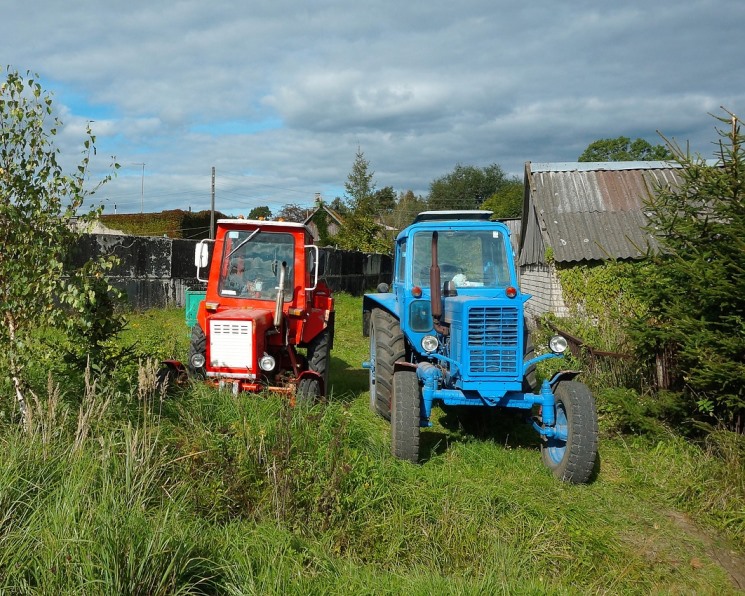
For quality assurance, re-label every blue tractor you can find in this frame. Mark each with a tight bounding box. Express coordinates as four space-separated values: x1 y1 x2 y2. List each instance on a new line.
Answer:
363 211 598 483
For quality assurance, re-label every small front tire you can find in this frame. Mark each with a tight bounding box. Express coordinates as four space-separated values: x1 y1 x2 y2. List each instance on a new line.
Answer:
297 377 321 404
187 325 207 379
391 368 421 463
541 381 598 484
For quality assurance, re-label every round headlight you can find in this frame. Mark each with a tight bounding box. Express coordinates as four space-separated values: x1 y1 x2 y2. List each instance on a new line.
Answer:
190 353 206 368
259 354 276 372
549 335 568 354
421 335 439 353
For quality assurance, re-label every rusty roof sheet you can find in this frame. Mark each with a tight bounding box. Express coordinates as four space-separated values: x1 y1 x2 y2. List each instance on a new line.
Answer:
526 161 685 263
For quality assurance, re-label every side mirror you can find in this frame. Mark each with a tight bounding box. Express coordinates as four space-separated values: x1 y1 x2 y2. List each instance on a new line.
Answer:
194 240 212 282
194 241 210 268
305 245 320 291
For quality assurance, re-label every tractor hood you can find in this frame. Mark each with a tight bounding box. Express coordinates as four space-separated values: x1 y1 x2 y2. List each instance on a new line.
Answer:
209 307 275 327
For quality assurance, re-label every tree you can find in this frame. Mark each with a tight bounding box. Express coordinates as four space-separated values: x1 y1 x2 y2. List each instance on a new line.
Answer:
329 197 348 216
276 202 311 223
331 148 390 252
248 205 272 220
0 68 121 422
331 210 389 254
579 136 672 162
373 185 396 214
628 110 745 430
427 163 511 211
389 190 427 229
480 178 523 218
344 147 376 214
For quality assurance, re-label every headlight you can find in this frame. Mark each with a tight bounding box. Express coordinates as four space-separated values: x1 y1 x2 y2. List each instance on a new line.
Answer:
549 335 568 354
190 353 206 368
421 335 439 353
259 354 276 371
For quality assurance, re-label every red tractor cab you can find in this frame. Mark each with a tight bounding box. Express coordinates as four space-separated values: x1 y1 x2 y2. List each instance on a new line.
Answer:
171 218 334 401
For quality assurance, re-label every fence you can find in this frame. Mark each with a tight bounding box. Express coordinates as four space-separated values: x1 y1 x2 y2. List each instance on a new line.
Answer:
72 234 393 310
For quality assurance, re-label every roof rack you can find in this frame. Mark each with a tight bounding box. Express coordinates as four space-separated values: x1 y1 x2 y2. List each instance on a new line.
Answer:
413 210 493 223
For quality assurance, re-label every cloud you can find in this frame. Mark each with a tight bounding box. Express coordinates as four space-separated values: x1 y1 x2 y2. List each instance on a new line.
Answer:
1 0 744 214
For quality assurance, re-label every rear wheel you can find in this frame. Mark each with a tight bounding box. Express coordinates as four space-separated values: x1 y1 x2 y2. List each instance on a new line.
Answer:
369 309 405 419
541 381 598 484
306 325 332 396
187 325 207 379
391 368 421 463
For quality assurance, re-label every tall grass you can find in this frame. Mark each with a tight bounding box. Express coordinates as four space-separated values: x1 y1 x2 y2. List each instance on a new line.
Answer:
0 294 742 593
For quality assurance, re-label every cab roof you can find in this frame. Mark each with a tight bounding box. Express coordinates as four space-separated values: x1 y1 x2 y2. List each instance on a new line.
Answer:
217 218 309 230
413 210 493 223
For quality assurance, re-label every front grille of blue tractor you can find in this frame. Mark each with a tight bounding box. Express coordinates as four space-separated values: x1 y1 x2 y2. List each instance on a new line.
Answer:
467 306 519 376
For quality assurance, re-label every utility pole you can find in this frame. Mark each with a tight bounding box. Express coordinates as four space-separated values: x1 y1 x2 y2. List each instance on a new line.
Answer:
210 167 215 239
132 162 145 213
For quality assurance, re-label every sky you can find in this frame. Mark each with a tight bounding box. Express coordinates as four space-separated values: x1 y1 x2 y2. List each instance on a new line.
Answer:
2 0 743 223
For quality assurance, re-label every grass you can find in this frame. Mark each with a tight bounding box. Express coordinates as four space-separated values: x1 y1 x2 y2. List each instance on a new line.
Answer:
0 293 743 594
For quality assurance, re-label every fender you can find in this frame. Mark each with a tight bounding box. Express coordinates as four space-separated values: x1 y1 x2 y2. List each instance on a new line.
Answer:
362 292 398 336
296 368 324 395
161 359 186 373
548 370 581 389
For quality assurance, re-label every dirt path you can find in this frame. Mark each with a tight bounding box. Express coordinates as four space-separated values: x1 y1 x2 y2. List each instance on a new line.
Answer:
666 510 745 591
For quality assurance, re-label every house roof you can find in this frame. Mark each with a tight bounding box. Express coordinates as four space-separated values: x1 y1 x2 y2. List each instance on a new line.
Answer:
519 161 686 265
303 204 344 226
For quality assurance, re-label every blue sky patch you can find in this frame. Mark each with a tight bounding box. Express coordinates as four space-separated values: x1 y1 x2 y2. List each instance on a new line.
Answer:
190 118 283 135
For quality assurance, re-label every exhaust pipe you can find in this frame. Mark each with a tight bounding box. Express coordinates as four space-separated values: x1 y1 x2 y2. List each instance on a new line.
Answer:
274 261 287 328
429 232 448 335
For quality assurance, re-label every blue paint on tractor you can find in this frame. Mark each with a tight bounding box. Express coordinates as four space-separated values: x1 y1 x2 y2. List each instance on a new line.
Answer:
363 210 599 482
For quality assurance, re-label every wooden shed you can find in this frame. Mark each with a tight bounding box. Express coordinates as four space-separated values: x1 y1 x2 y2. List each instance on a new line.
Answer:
517 161 683 319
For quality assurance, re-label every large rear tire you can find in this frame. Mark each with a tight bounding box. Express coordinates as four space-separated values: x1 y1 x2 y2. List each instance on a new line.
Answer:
306 325 333 396
391 368 421 463
369 309 405 420
187 325 207 379
541 381 598 484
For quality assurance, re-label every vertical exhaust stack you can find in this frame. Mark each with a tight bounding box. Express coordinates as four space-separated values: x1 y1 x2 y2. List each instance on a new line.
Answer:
429 231 448 335
274 261 287 329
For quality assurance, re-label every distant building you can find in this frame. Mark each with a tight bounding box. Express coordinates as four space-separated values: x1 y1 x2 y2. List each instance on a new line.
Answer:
518 161 684 319
303 201 344 244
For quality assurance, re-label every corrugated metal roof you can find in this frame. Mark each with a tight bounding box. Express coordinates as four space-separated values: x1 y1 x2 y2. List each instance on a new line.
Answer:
522 161 686 264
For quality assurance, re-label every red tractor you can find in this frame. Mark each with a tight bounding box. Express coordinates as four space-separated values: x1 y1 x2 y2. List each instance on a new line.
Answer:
163 218 334 401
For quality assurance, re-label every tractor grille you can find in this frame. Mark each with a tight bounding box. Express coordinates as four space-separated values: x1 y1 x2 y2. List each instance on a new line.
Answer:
210 320 253 369
467 306 519 375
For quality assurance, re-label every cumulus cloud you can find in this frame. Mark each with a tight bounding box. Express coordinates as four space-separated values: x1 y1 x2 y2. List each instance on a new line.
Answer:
1 0 744 214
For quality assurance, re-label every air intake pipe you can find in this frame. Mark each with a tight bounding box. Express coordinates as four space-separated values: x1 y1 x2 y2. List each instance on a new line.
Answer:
274 261 287 329
429 232 449 336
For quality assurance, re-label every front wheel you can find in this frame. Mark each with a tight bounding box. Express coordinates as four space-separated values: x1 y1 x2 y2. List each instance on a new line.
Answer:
391 368 421 463
297 376 321 404
541 381 598 484
187 325 207 379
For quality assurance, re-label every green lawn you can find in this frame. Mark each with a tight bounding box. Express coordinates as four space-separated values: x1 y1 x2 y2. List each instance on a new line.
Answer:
0 293 743 594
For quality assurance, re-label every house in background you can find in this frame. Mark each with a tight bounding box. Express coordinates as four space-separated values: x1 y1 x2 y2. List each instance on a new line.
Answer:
303 200 345 244
517 161 683 320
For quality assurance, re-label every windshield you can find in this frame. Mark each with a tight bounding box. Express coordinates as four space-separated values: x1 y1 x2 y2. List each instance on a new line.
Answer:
411 229 511 288
219 231 295 300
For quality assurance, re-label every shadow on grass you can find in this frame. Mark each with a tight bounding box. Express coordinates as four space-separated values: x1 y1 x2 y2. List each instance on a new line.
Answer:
420 406 544 462
328 356 369 403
